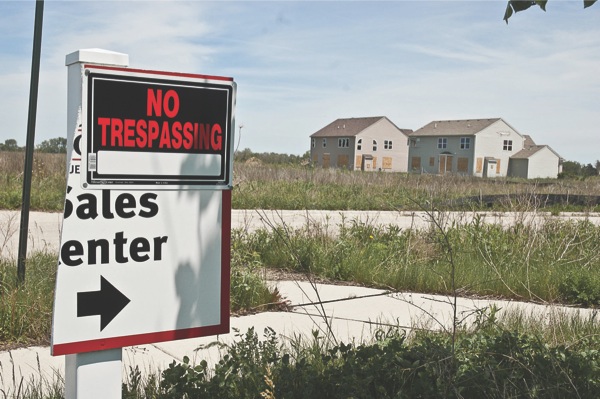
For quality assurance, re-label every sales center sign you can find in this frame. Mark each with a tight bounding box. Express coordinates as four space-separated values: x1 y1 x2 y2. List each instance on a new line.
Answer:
51 65 235 356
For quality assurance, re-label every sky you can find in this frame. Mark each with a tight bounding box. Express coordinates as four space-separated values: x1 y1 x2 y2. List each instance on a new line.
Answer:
1 0 599 164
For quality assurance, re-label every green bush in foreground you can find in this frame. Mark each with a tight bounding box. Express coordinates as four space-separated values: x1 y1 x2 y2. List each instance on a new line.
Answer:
123 324 600 399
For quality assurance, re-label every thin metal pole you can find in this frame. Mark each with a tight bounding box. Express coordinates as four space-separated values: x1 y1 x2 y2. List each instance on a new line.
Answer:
17 0 45 284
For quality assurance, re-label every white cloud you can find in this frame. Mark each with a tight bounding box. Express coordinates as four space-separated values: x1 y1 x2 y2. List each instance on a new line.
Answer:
1 0 599 163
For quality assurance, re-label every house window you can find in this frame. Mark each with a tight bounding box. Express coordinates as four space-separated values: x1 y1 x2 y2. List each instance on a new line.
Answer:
372 140 378 151
410 139 418 147
338 138 349 148
437 137 447 149
460 137 470 150
357 138 362 150
322 138 327 148
384 140 393 150
503 140 513 151
311 138 315 148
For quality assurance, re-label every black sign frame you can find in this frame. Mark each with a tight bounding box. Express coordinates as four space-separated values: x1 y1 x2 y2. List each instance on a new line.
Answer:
83 66 235 189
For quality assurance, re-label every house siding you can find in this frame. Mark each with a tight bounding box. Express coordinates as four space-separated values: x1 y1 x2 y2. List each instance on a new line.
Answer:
471 120 522 178
526 147 561 178
353 119 409 172
409 136 475 174
311 117 409 172
310 137 356 170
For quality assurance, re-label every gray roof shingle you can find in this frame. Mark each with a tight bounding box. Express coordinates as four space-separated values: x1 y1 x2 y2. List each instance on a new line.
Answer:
310 116 411 138
511 145 546 159
411 118 501 137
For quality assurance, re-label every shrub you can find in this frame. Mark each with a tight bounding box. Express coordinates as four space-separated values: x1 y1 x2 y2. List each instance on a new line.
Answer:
129 325 600 398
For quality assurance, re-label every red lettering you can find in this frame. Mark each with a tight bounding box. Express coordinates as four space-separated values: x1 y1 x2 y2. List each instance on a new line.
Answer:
211 124 222 151
159 122 171 148
163 90 179 118
172 121 182 149
123 119 135 147
147 89 162 117
148 120 159 147
199 124 210 150
94 115 222 152
183 122 193 150
111 118 123 146
98 117 110 146
136 119 148 147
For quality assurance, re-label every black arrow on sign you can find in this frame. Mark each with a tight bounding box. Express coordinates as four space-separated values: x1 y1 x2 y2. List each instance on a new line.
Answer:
77 276 130 331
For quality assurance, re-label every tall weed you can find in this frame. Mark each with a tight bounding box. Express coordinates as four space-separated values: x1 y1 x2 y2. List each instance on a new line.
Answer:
0 252 56 348
236 217 600 306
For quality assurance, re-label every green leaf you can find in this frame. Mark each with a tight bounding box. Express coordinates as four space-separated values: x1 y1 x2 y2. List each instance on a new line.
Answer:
510 1 536 12
535 0 548 11
503 3 514 23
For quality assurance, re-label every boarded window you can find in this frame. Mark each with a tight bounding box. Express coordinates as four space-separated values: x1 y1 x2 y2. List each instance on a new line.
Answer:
337 154 349 168
476 157 483 173
312 153 318 163
439 155 453 174
457 157 468 173
382 157 392 169
429 157 435 167
355 155 362 169
323 153 330 168
411 157 421 171
372 157 377 169
496 159 501 174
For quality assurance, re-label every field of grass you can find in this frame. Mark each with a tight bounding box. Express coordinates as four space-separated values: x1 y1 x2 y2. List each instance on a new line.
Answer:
233 216 600 306
1 151 599 212
233 162 600 212
0 152 66 211
2 151 600 398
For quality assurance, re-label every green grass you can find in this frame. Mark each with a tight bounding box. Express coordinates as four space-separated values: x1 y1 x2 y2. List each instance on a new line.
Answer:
3 156 600 397
0 152 67 212
2 152 600 212
232 163 600 212
233 216 600 306
0 252 56 348
2 167 599 348
121 318 600 399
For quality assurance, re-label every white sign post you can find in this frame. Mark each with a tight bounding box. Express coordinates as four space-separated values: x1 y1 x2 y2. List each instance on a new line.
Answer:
53 49 235 398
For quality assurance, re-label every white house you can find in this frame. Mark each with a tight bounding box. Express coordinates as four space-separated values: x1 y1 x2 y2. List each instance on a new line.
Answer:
310 117 412 172
408 118 562 178
508 136 563 179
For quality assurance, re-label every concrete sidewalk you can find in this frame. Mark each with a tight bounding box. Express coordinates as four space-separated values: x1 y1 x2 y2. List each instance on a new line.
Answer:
2 209 600 259
1 278 593 394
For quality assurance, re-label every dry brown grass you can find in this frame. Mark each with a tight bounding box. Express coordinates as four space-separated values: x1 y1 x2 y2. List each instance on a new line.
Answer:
0 151 66 178
233 163 600 211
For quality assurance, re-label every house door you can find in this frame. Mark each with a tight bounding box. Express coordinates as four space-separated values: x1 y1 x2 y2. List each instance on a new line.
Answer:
485 160 497 178
361 155 374 171
322 153 330 168
438 154 453 174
